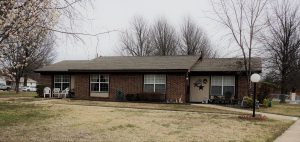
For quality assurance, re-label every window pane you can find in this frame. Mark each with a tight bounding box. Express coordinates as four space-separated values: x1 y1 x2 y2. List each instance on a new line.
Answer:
155 75 166 84
54 83 61 89
144 84 154 92
211 76 222 86
62 83 70 90
62 75 70 82
90 74 99 82
91 83 99 92
100 83 109 92
100 75 109 82
54 75 61 82
211 86 222 96
144 75 155 84
223 86 234 96
223 76 235 86
155 84 166 93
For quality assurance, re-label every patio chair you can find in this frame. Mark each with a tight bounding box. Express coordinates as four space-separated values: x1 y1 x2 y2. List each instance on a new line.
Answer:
43 87 51 98
52 88 61 98
59 88 69 98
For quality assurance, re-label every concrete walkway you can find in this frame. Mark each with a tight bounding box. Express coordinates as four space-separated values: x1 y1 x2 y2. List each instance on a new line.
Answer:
192 104 300 142
192 104 298 121
274 119 300 142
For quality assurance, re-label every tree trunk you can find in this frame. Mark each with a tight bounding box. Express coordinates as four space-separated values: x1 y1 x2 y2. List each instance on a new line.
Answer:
280 74 287 103
24 75 28 86
15 77 20 94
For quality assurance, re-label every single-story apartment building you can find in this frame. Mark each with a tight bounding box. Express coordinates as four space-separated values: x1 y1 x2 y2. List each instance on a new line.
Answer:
35 56 261 103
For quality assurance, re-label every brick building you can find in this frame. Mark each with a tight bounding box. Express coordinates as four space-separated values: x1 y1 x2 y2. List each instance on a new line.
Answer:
35 56 261 103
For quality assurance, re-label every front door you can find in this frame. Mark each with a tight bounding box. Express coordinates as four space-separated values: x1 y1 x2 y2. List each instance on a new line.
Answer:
190 76 210 103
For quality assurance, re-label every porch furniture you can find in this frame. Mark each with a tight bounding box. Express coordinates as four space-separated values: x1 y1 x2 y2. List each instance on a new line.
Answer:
52 88 60 98
69 89 75 98
43 87 51 98
58 88 69 98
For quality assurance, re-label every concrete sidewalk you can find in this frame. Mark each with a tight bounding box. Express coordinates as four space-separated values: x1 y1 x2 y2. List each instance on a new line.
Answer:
192 104 298 121
192 104 300 142
274 119 300 142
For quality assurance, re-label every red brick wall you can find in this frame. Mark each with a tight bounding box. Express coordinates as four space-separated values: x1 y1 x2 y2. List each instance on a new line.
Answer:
74 74 90 100
71 73 187 102
39 74 52 88
237 75 248 100
109 74 143 100
166 74 187 103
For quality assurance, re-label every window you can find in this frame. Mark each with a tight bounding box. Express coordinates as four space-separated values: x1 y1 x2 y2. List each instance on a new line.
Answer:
144 74 166 93
90 74 109 93
54 75 70 90
211 76 235 96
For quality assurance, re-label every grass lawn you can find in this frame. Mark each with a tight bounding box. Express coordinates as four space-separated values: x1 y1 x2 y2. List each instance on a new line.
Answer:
0 91 37 98
0 102 54 127
258 101 300 117
0 97 294 142
50 99 247 115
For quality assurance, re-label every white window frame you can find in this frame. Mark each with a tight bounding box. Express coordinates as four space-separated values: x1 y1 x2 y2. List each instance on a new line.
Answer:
210 76 235 96
54 75 70 90
144 74 166 93
90 74 109 93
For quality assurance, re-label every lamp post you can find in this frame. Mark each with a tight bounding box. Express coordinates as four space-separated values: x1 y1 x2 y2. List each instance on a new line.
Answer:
250 73 261 117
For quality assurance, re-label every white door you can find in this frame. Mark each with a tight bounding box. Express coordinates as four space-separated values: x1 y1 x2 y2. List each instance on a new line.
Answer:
190 76 210 103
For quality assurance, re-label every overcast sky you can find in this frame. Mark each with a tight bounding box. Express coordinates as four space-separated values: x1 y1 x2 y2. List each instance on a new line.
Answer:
54 0 243 62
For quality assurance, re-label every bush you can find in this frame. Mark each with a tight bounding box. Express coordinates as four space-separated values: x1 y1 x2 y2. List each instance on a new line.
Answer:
115 90 125 101
126 94 139 101
137 93 165 102
36 85 46 97
262 98 270 108
242 96 253 108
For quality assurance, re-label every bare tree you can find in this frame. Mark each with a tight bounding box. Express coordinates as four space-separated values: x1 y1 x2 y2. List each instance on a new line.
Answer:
0 2 57 92
0 0 111 92
212 0 268 95
261 0 300 101
180 17 216 58
120 16 153 56
0 25 56 93
23 33 56 87
151 18 178 56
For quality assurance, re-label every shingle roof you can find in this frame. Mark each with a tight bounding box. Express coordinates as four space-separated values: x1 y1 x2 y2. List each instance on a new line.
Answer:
191 58 262 72
35 56 199 72
35 56 262 72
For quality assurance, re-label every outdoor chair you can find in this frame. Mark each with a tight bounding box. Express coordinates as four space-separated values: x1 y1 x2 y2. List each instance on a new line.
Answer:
58 88 69 98
43 87 51 98
52 88 61 98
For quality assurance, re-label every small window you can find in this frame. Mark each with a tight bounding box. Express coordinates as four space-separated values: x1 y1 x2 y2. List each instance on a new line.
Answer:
211 76 235 96
54 75 70 90
144 74 166 93
90 74 109 93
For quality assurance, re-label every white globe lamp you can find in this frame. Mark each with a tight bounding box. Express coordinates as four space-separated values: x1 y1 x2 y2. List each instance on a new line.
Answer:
250 73 260 117
250 73 261 83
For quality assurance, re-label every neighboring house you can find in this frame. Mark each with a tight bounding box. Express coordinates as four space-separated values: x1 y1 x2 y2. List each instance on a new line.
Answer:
35 56 261 103
11 77 37 88
0 76 6 85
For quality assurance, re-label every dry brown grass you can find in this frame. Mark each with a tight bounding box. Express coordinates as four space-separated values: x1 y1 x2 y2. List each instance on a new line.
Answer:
0 98 293 142
0 91 37 98
46 99 246 115
259 101 300 117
